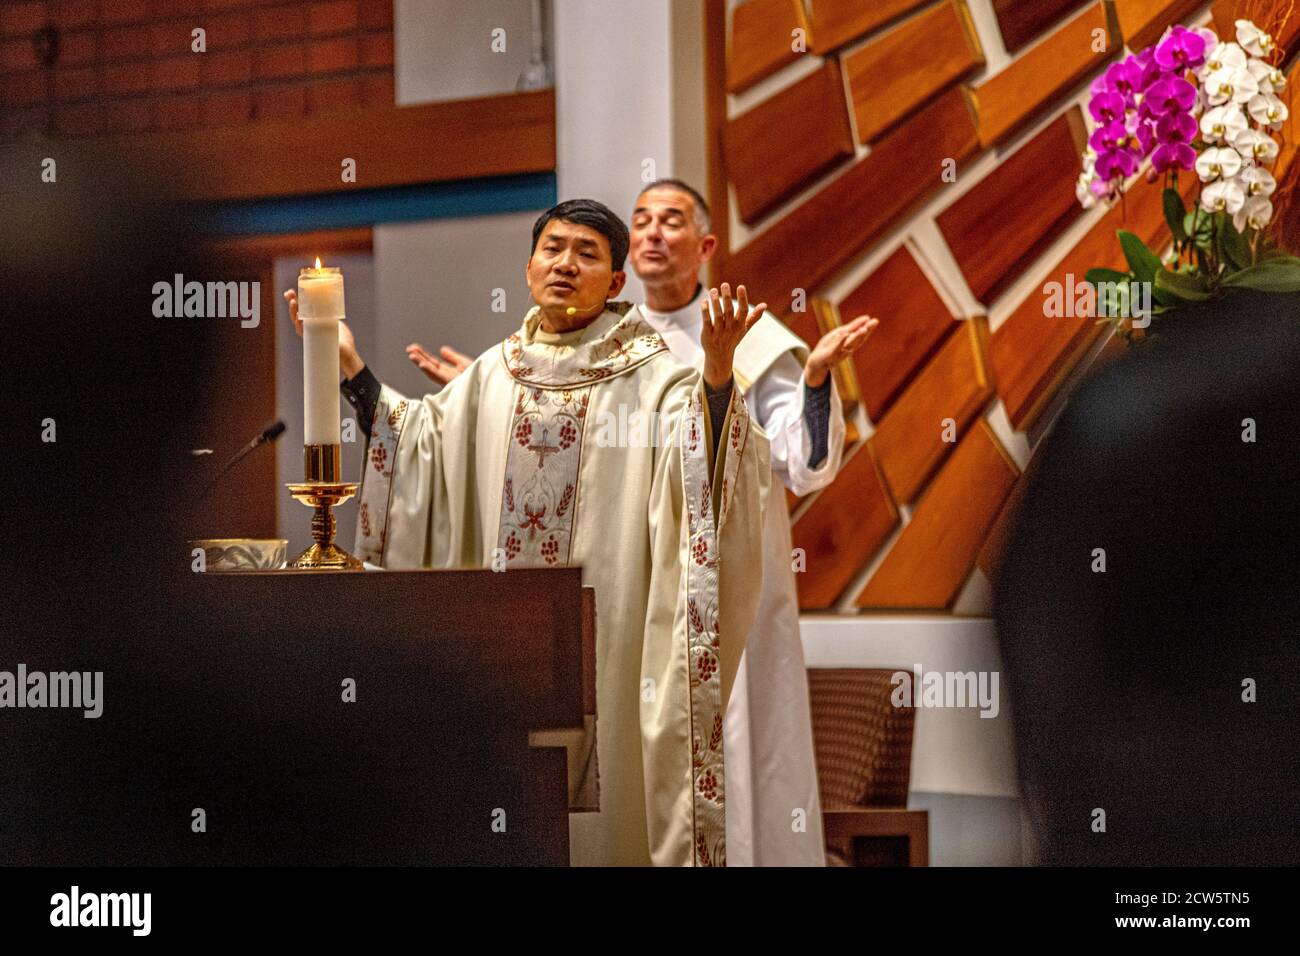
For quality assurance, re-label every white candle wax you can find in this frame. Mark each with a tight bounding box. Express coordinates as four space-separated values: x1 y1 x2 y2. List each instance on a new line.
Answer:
298 266 345 447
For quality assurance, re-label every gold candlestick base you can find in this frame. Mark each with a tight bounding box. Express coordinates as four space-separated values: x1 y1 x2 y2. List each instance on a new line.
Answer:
287 481 364 570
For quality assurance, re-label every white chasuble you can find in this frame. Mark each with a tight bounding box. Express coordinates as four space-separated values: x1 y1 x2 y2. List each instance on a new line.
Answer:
642 293 845 866
350 304 771 866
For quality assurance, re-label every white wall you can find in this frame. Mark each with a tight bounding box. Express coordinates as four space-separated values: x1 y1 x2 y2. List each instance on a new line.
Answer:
372 212 540 399
395 0 537 104
553 0 707 302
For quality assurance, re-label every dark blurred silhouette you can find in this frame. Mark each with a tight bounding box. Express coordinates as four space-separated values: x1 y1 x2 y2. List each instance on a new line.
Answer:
992 292 1300 865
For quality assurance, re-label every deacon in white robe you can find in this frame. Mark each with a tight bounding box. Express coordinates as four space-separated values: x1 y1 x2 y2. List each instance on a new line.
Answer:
289 200 772 866
629 181 878 867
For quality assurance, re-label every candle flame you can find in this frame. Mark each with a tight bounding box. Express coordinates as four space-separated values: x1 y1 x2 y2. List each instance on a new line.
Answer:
315 257 322 269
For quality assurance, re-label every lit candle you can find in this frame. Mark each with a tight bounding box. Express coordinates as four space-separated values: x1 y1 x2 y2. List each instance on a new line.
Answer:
298 259 345 447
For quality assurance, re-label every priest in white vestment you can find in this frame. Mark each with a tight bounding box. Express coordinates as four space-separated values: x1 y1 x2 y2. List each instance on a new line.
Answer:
407 183 879 867
286 200 771 867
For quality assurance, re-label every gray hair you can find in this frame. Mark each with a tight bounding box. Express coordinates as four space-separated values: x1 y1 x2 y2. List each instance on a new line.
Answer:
637 179 712 233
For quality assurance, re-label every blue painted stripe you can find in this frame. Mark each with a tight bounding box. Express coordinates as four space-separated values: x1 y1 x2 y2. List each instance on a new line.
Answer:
197 172 557 235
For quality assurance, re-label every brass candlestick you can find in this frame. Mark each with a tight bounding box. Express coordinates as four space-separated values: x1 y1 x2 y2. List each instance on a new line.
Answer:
287 443 363 570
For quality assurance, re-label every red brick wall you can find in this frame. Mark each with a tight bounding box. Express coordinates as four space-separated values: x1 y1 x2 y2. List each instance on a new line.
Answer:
0 0 394 139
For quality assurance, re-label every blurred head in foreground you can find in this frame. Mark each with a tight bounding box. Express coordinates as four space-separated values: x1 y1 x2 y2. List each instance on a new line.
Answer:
992 291 1300 865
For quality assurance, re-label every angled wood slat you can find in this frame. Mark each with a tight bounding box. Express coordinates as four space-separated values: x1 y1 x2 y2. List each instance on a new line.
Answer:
728 87 981 315
724 60 855 224
843 0 984 144
992 0 1091 53
988 173 1196 430
1212 1 1300 63
791 442 899 609
727 0 809 93
937 108 1088 305
808 0 932 55
82 90 556 202
1112 0 1202 50
856 420 1018 609
1275 66 1300 178
834 246 958 421
968 2 1116 147
870 317 993 503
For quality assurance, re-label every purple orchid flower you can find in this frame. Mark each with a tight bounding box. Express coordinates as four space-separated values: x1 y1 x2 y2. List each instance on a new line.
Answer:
1096 147 1140 181
1089 90 1127 125
1143 75 1197 115
1089 120 1130 154
1154 25 1207 72
1151 111 1197 171
1102 58 1144 103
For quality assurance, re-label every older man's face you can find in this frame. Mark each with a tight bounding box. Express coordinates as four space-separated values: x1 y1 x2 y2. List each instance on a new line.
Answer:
630 188 713 285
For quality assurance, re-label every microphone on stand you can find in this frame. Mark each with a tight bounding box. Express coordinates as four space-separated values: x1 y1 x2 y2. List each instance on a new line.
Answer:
198 420 286 500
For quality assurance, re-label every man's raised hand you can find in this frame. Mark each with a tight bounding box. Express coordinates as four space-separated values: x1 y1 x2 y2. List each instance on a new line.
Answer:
805 314 878 388
700 283 765 389
284 288 364 378
407 342 472 386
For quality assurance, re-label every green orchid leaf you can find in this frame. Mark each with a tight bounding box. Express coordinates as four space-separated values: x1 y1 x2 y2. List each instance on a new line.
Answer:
1118 230 1161 285
1085 268 1132 287
1163 188 1187 243
1155 267 1212 301
1217 215 1253 272
1221 259 1300 292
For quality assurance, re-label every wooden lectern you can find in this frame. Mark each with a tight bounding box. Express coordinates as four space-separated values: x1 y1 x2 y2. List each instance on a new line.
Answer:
180 567 596 865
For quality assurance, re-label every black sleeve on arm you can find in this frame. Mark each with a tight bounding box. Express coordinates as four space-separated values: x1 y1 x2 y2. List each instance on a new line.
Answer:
803 376 832 469
704 377 734 468
339 365 381 440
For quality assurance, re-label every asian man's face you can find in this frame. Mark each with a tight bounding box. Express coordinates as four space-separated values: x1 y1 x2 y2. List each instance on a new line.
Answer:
526 218 626 324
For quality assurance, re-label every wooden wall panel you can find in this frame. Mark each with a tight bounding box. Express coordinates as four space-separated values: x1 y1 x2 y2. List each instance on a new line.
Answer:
790 442 898 609
808 0 932 54
992 0 1090 53
99 90 556 201
1275 66 1300 178
728 87 980 315
724 60 855 223
727 0 808 93
843 0 984 144
988 174 1195 430
856 421 1018 608
871 318 993 503
968 2 1115 147
937 108 1087 304
835 246 959 421
1112 0 1202 50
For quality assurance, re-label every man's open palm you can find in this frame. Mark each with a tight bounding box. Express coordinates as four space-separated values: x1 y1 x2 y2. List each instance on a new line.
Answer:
407 343 472 386
700 283 765 389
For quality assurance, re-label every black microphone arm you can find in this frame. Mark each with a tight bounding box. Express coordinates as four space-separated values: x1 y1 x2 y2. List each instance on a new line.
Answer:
200 419 286 500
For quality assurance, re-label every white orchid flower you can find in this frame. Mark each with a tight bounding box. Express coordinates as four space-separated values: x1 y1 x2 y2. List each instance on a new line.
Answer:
1246 58 1274 95
1196 146 1244 181
1233 127 1280 164
1200 104 1249 143
1233 194 1273 232
1247 92 1289 129
1268 66 1286 92
1239 165 1277 198
1206 65 1260 106
1202 177 1247 214
1236 19 1275 57
1076 176 1098 209
1204 41 1248 75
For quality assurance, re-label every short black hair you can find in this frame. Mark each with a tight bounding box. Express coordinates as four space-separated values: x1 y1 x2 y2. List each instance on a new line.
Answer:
531 199 629 271
637 179 712 232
